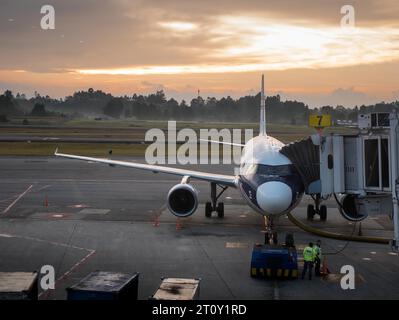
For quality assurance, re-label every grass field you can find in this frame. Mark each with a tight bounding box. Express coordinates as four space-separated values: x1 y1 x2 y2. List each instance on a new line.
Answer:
0 117 357 156
0 142 148 156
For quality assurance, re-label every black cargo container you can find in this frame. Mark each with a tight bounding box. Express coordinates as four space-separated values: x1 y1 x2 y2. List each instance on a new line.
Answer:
67 271 139 300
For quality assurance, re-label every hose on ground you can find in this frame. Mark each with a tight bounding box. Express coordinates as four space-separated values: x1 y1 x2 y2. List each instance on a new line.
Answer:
287 212 390 245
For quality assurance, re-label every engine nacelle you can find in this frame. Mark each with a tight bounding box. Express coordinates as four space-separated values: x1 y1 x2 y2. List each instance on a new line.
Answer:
167 183 198 217
338 194 368 222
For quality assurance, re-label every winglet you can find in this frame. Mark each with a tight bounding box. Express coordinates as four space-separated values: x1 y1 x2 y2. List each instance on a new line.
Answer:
54 147 59 155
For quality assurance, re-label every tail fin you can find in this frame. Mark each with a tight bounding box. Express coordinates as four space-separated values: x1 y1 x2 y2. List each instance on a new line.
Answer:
259 74 267 136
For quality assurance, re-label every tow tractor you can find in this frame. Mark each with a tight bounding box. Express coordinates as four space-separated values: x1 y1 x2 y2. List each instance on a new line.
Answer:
250 217 299 279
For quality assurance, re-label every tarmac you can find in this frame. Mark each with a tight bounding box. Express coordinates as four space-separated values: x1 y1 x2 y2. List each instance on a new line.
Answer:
0 156 398 300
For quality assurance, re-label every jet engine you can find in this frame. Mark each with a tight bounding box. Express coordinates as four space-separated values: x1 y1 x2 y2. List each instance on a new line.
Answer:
167 183 198 217
338 194 368 222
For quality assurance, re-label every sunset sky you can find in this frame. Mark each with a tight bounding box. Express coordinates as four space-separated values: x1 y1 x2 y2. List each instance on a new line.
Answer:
0 0 399 107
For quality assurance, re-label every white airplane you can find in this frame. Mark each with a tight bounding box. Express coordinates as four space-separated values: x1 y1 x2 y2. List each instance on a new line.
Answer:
55 75 305 237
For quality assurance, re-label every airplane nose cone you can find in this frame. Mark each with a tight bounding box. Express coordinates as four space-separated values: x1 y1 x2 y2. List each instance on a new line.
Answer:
256 181 292 215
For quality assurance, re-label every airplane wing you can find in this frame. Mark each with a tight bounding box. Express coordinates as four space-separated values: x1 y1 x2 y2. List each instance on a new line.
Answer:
55 150 237 188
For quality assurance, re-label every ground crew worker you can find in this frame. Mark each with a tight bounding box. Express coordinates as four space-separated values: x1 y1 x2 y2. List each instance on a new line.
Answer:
301 242 314 280
314 240 322 276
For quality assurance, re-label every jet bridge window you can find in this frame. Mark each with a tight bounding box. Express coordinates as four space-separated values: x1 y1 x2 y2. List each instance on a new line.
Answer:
364 139 379 188
363 136 390 190
381 138 389 188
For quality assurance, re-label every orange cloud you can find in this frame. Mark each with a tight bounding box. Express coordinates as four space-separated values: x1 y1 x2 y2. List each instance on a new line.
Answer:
75 16 399 76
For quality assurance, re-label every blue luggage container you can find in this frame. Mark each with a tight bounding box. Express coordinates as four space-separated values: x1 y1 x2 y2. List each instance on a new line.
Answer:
67 271 139 300
250 244 298 279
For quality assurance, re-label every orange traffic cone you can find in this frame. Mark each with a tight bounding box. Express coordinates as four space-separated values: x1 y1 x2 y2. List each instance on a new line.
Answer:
321 256 330 276
44 196 49 208
176 218 183 231
153 215 160 227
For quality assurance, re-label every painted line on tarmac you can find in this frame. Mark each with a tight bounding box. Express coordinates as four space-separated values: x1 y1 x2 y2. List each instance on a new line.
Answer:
0 195 19 203
39 249 96 300
0 233 12 238
2 184 33 214
4 233 97 299
0 195 20 212
0 233 96 299
55 249 96 283
0 231 96 299
32 185 52 193
0 232 93 252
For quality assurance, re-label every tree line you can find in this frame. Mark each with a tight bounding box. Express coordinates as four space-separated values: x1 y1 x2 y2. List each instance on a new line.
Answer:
0 88 398 124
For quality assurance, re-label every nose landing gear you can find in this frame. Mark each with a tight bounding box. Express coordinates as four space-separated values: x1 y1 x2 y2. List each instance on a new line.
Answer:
205 182 227 218
264 216 278 245
307 194 327 221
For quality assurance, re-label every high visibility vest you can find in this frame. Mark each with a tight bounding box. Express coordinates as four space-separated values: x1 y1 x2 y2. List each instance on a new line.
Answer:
303 246 314 262
313 246 321 260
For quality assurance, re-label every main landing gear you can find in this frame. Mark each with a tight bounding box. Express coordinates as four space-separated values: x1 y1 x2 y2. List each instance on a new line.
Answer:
205 182 227 218
307 193 327 221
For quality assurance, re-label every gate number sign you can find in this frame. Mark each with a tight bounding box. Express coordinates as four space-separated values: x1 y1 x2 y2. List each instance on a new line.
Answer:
309 115 332 128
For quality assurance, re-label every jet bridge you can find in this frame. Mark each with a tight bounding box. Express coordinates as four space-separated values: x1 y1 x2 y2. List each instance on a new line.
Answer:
280 112 399 251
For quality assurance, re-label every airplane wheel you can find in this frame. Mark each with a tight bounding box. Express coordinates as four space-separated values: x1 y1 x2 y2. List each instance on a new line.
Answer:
205 202 212 218
217 202 224 218
272 231 278 245
307 204 315 221
320 205 327 221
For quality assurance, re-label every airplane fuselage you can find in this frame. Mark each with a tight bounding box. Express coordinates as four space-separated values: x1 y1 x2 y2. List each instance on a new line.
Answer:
237 135 304 217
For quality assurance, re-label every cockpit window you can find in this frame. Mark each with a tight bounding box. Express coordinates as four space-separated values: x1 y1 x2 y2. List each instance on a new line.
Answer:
241 163 295 176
